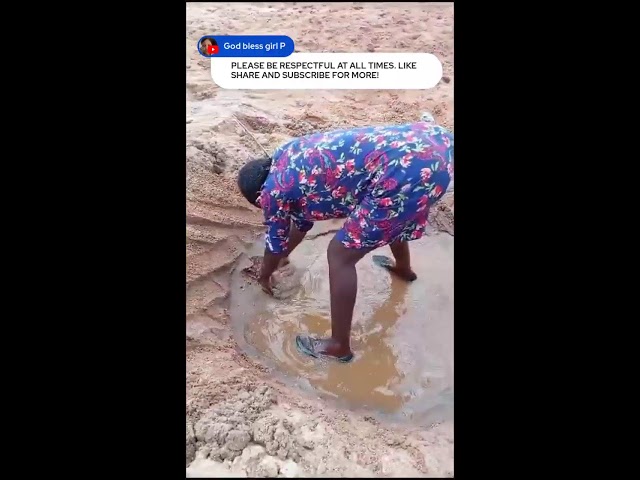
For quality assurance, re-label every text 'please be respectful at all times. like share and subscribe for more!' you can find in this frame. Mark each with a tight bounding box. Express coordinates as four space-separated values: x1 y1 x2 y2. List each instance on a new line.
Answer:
198 35 443 90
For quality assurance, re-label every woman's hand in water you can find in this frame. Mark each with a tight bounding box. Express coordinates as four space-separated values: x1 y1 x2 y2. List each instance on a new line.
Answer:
259 261 293 296
259 254 291 296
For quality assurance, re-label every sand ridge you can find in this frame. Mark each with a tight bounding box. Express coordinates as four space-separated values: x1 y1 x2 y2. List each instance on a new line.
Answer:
186 2 454 477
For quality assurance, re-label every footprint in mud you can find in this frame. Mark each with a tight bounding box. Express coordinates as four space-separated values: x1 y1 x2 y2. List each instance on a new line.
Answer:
234 113 277 134
211 118 242 136
230 234 454 424
301 113 327 125
187 83 217 101
283 113 328 136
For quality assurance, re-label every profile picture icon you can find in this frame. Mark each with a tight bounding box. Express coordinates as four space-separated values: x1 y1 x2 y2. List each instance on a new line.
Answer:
199 37 219 57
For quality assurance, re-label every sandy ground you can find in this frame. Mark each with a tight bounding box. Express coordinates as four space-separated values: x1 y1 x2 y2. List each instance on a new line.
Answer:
186 2 454 477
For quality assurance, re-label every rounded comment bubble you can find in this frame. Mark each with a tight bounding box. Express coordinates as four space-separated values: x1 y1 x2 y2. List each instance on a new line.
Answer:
211 53 443 90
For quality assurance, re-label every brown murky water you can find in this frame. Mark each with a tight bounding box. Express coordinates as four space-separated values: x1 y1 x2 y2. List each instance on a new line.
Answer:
230 222 453 424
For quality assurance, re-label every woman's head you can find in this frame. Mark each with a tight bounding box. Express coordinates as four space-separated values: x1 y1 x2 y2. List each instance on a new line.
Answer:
199 37 217 55
237 157 272 207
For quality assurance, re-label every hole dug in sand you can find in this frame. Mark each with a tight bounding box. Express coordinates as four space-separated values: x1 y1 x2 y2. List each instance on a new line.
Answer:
230 226 453 425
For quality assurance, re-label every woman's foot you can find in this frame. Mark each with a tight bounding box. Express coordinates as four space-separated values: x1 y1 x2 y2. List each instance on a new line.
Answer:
295 335 354 363
372 255 418 282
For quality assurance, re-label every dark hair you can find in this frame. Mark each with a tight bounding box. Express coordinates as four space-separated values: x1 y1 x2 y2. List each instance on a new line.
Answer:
237 157 271 207
200 37 218 47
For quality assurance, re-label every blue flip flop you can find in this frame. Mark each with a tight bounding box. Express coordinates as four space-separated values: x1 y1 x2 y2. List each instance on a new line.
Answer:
295 335 354 363
372 254 418 281
372 255 393 268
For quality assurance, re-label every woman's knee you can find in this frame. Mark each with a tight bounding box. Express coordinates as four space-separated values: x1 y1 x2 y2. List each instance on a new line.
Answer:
327 237 344 268
327 236 369 268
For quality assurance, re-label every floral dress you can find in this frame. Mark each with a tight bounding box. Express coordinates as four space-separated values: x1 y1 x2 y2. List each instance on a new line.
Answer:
259 115 453 254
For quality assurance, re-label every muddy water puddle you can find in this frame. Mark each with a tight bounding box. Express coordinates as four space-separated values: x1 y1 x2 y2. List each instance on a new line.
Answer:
230 224 453 424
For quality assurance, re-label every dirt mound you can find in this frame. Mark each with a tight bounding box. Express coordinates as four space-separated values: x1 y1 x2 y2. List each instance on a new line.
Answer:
193 386 279 461
429 191 454 235
187 382 454 477
187 140 228 174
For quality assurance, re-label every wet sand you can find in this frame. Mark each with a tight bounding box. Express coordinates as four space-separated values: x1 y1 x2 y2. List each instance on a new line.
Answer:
186 2 454 477
231 231 453 423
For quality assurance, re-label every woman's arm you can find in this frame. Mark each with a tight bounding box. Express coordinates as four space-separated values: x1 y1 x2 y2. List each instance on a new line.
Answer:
284 220 311 257
259 249 284 294
259 221 309 293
